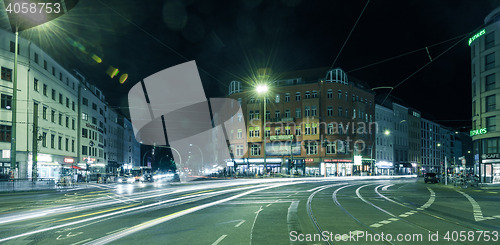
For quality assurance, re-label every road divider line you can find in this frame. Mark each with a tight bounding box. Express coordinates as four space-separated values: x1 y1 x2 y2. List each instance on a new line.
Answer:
53 203 139 223
456 190 487 221
235 220 245 227
211 234 227 245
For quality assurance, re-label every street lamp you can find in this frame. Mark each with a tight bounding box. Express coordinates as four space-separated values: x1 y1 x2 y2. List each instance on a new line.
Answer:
256 84 269 174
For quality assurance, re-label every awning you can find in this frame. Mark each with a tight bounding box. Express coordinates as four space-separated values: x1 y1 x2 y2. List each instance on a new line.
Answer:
400 162 413 168
65 165 83 170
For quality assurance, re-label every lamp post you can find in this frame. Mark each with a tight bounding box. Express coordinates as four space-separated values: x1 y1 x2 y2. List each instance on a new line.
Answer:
256 84 269 174
142 149 153 168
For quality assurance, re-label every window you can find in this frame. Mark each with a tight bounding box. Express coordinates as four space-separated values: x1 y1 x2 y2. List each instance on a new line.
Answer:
275 94 280 103
82 98 88 106
338 107 343 117
66 98 70 108
59 72 63 81
265 127 270 137
1 67 12 81
249 110 254 121
72 140 75 152
236 145 244 156
66 116 69 128
486 116 496 132
34 78 39 91
59 113 62 125
327 89 333 99
486 95 496 112
92 103 97 110
327 123 334 135
312 123 318 135
82 128 88 138
295 92 301 101
58 136 62 150
51 110 55 123
486 138 498 154
249 127 254 137
295 108 301 118
9 41 19 54
345 92 348 101
1 94 12 110
42 106 47 119
254 110 260 120
51 134 55 149
285 93 290 102
353 109 356 119
266 110 270 121
254 127 260 137
285 109 290 118
251 144 261 156
306 141 318 155
305 124 311 135
275 110 280 120
326 141 336 154
486 73 496 91
285 126 291 135
305 91 310 99
305 106 310 117
275 128 281 135
51 89 56 100
312 90 318 98
44 60 47 70
295 127 301 136
92 117 97 124
338 90 342 99
82 146 88 155
486 53 495 71
82 112 88 121
59 93 63 104
237 129 242 139
311 105 317 116
72 101 75 111
43 84 47 96
52 66 55 76
72 118 75 130
34 53 39 64
0 125 12 142
65 138 69 151
42 132 47 147
485 32 495 49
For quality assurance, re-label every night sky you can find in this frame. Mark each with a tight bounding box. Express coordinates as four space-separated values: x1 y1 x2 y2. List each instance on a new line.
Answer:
3 0 500 131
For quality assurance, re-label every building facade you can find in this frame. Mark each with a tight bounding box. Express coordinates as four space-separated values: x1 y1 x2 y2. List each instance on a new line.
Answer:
0 29 139 181
374 104 394 175
471 7 500 183
227 68 376 176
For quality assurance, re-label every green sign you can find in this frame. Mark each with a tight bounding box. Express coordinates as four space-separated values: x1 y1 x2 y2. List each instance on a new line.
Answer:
468 29 486 46
270 135 294 141
470 128 487 136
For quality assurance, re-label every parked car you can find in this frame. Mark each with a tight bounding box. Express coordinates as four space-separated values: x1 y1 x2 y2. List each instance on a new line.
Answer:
424 172 439 183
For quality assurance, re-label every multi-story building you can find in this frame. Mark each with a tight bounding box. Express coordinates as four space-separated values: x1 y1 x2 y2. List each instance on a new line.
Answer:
227 68 375 176
408 108 421 175
0 28 79 180
374 104 394 175
471 7 500 183
421 118 442 174
122 117 141 169
106 107 124 175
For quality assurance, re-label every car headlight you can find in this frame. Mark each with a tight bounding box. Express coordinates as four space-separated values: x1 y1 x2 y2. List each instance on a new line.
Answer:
118 179 123 183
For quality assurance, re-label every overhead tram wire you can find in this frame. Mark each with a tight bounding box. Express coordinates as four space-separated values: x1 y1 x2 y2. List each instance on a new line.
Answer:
379 24 486 107
329 0 370 70
96 0 230 89
347 32 470 73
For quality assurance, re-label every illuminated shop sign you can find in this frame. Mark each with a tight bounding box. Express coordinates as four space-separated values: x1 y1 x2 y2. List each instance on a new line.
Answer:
470 128 487 136
468 29 486 46
64 158 74 163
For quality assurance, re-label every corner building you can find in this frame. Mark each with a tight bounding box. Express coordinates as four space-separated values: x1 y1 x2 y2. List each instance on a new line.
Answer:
227 68 375 176
471 7 500 183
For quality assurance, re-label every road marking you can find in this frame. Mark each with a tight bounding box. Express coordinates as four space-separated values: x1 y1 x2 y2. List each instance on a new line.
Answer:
307 186 326 192
211 234 227 245
56 231 83 240
250 206 263 245
266 203 272 207
287 201 301 242
388 218 399 221
71 238 92 245
369 223 383 228
456 190 486 221
106 227 129 235
181 190 213 197
235 220 245 227
53 203 139 222
382 184 394 191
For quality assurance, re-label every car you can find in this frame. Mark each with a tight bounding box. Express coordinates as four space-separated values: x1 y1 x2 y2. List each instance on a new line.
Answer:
140 174 154 182
424 173 438 183
117 174 135 184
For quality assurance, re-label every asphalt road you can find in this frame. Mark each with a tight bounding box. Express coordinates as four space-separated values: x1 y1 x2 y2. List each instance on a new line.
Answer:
0 176 499 245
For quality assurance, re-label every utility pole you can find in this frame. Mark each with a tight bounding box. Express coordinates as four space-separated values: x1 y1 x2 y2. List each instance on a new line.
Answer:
444 156 447 185
11 29 18 178
32 102 38 180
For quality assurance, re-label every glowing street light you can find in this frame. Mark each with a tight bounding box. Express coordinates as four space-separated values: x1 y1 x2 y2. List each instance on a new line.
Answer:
256 84 269 174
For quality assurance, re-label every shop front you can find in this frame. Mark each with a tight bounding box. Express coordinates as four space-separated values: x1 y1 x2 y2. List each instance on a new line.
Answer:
230 158 283 176
375 161 394 175
320 159 354 176
481 154 500 183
